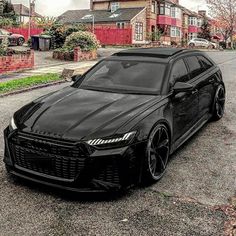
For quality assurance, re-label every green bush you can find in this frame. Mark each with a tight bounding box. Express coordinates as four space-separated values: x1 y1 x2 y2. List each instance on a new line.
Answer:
0 36 9 56
44 23 88 49
64 31 100 52
0 17 13 27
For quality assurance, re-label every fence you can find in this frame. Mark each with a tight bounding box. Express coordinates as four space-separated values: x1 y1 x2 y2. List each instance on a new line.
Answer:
94 28 132 45
5 27 44 40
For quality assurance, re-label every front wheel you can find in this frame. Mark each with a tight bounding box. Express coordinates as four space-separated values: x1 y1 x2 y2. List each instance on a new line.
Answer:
143 124 170 183
212 85 226 121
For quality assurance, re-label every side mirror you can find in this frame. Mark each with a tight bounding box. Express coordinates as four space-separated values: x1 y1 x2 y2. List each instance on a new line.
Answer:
173 82 194 94
71 74 82 82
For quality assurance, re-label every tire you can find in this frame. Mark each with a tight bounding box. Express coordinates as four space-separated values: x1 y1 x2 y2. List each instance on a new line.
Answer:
189 43 195 48
212 85 226 121
208 45 213 49
17 37 25 46
142 124 170 183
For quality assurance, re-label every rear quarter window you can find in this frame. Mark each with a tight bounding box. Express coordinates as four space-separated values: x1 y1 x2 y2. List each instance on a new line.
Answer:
185 56 204 79
197 55 213 70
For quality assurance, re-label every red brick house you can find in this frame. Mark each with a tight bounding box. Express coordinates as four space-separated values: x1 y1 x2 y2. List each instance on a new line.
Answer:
58 0 210 45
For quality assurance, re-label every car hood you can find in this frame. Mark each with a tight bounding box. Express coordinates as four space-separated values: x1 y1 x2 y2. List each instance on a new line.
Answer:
18 87 161 141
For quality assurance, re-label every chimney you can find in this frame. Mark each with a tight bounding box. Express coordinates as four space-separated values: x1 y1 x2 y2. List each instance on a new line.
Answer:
198 10 206 17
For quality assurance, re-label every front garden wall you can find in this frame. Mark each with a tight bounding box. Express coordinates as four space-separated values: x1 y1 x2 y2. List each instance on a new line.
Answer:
0 50 34 74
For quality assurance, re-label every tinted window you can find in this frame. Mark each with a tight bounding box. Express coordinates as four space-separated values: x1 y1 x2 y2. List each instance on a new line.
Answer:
170 59 189 84
78 60 166 94
197 56 213 70
185 56 203 79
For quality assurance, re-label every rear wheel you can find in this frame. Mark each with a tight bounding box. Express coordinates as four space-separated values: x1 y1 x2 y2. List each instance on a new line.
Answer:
212 85 226 121
18 37 25 46
143 124 170 183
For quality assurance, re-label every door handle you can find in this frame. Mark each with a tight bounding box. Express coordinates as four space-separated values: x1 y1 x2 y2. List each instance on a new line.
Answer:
192 89 198 95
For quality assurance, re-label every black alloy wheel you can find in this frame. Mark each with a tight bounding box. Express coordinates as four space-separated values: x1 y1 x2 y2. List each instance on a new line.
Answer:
145 124 170 182
213 85 226 121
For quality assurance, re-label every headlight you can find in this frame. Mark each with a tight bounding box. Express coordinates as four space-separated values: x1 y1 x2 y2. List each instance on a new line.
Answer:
9 117 17 131
86 131 136 148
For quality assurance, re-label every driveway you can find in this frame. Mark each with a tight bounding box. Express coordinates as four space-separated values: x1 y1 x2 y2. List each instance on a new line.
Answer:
0 51 235 236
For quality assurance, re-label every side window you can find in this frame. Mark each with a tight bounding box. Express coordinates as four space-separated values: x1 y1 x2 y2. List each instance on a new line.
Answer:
170 59 189 84
185 56 203 79
197 56 213 71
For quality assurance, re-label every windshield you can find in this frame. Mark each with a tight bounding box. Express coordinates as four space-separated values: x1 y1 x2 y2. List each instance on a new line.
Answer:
78 60 166 94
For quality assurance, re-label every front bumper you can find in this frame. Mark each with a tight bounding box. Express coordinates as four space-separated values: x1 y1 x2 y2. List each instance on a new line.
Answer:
4 128 145 192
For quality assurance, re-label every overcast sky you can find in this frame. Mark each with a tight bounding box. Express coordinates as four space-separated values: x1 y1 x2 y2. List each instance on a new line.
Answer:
11 0 207 17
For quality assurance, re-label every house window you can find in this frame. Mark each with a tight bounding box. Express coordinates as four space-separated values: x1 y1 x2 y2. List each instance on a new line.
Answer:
198 18 202 27
188 32 197 40
135 22 143 41
189 17 197 26
158 2 170 15
165 3 171 16
171 7 181 19
171 26 181 37
159 3 165 15
151 1 157 13
117 22 125 29
111 2 119 12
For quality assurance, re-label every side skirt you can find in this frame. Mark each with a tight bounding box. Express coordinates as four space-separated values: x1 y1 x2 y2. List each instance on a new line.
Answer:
172 113 212 153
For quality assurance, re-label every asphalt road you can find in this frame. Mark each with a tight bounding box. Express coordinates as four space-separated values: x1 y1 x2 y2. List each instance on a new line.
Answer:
0 51 235 236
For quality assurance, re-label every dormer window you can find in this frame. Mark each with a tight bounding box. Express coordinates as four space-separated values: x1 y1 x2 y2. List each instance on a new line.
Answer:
111 2 119 13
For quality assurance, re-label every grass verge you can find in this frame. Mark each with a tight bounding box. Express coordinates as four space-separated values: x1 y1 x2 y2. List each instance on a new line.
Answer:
0 73 61 94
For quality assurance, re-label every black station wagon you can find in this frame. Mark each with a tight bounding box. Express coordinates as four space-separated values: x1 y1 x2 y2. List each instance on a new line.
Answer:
4 48 226 192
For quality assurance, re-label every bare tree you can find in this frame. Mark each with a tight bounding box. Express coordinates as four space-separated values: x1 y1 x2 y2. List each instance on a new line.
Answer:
207 0 236 47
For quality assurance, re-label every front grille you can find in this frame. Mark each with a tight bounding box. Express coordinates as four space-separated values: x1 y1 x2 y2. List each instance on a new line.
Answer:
10 133 88 181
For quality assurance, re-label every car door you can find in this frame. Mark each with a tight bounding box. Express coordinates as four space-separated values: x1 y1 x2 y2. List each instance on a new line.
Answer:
184 55 214 122
195 55 216 118
170 59 199 142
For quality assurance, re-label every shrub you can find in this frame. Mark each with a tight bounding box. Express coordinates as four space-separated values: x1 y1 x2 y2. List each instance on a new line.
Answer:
64 31 100 52
0 36 9 56
44 23 88 49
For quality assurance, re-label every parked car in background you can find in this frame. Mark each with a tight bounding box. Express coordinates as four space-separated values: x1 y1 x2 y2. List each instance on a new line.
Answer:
188 38 218 49
4 48 225 193
0 29 25 46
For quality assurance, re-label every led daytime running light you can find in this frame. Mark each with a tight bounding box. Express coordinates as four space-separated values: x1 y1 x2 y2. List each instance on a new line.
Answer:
86 132 135 146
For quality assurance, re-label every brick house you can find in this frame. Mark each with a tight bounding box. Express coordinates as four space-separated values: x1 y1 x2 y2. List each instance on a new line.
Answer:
13 3 42 24
58 0 210 45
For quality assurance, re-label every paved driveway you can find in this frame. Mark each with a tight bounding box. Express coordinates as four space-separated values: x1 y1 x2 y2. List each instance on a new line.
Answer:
0 51 235 236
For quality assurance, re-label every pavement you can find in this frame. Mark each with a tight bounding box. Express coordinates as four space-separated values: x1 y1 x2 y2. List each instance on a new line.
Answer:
0 51 235 235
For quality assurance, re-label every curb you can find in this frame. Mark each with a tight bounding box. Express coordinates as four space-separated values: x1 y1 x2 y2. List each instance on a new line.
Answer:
0 80 68 98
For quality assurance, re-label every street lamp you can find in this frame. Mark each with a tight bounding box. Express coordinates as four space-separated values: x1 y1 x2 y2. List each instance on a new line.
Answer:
82 14 95 33
28 0 35 39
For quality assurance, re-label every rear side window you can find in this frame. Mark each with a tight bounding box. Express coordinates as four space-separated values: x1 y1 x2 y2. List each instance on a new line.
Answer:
170 59 189 84
197 56 213 71
185 56 203 79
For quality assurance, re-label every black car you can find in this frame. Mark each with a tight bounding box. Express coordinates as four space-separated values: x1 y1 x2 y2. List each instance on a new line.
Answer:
4 48 226 192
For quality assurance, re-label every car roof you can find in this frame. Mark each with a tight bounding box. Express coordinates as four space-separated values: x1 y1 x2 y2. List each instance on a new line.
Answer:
111 47 202 61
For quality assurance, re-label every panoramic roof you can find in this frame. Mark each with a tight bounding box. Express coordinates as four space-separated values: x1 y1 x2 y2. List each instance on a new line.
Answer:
114 48 187 58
